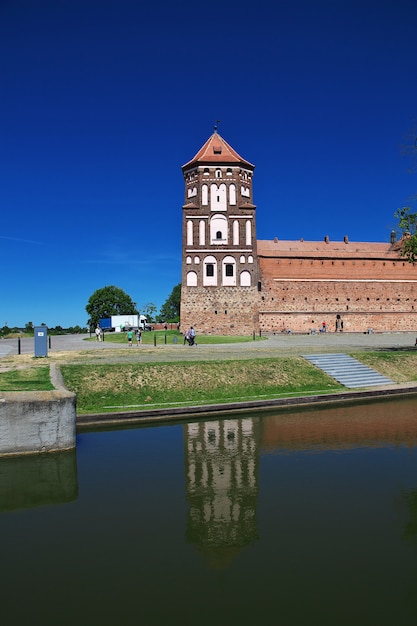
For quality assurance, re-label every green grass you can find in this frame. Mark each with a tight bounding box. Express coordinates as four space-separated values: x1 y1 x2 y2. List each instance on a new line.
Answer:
86 329 265 345
0 367 54 391
351 350 417 383
61 357 344 414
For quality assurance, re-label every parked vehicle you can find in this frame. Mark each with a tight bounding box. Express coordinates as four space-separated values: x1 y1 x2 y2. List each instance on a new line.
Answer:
99 314 152 332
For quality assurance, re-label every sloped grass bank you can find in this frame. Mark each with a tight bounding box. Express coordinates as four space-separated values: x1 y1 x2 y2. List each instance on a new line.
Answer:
352 350 417 383
61 357 343 414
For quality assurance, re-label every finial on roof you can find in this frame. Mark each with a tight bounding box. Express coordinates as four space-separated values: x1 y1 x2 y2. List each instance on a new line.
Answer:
213 119 221 133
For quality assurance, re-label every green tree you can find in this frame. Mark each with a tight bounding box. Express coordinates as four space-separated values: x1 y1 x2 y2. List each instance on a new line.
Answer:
86 285 138 329
141 302 157 322
25 321 34 334
394 207 417 262
159 283 181 322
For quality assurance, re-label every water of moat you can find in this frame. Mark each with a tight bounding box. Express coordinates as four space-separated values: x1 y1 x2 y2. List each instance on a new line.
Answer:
2 396 417 626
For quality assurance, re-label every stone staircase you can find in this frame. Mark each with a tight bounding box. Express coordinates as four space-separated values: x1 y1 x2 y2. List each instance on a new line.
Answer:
302 353 393 388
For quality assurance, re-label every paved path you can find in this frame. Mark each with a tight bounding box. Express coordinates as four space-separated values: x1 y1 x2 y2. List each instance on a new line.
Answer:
1 331 416 363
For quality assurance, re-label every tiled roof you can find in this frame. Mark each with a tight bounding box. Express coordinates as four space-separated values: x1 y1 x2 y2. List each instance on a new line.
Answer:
257 239 402 259
182 132 255 170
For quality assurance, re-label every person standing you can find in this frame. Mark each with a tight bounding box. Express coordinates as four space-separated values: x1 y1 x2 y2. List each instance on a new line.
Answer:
95 326 101 341
189 326 196 346
136 329 142 346
127 329 133 347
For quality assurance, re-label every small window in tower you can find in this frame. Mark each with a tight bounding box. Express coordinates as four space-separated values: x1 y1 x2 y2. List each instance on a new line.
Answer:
206 264 214 277
225 264 233 277
216 231 222 239
213 146 222 155
203 168 209 175
226 168 232 176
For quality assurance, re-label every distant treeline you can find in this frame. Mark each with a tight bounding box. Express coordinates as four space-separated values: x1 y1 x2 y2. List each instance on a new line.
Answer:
0 324 88 337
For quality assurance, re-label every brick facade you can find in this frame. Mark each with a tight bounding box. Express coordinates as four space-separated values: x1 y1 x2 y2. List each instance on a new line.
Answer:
181 133 417 335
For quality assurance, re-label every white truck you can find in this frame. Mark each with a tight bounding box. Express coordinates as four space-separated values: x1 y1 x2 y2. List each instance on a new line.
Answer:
99 314 152 332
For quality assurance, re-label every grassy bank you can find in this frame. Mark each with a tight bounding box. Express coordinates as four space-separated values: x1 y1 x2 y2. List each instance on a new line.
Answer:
61 357 344 414
352 350 417 383
1 350 417 412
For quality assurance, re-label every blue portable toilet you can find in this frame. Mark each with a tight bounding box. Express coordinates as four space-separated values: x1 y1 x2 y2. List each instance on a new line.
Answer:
34 326 48 357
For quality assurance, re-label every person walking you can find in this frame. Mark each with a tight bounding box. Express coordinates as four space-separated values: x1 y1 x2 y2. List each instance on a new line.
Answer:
127 329 133 347
189 326 196 346
95 326 101 341
136 329 142 346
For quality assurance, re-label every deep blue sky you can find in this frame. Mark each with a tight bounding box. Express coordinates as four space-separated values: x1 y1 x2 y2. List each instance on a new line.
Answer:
1 0 416 328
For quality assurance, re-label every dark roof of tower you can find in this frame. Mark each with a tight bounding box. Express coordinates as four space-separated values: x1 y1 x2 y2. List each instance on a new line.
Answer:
182 132 255 171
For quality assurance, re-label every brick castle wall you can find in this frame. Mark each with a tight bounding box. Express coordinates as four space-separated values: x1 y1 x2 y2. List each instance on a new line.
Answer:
258 256 417 333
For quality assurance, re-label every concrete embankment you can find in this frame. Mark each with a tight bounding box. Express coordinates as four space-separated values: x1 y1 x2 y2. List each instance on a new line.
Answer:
0 364 76 457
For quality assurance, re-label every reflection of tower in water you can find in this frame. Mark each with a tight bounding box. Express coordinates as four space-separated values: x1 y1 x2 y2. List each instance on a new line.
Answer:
184 417 260 567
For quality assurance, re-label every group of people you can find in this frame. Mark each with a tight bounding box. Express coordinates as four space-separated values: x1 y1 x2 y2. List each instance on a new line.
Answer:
183 326 196 346
318 317 344 333
127 329 142 346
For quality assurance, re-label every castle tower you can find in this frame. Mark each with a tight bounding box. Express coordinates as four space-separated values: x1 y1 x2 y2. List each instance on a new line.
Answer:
181 130 260 335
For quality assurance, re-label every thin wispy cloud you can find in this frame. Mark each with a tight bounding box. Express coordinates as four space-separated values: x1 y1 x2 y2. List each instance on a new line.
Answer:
0 236 42 245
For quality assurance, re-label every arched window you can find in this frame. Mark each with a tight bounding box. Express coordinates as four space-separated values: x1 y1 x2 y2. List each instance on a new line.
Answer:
240 270 251 286
245 220 251 246
186 271 197 286
233 220 239 245
187 220 193 246
210 214 227 244
229 184 236 205
199 220 205 245
203 255 217 286
215 169 222 178
222 256 236 286
202 184 208 205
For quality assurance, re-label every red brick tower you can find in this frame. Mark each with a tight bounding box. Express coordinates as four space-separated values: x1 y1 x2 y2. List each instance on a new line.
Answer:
181 129 260 335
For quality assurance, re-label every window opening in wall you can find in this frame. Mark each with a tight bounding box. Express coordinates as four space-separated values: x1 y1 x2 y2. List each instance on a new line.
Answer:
216 231 222 239
225 264 233 277
224 310 227 314
206 264 214 277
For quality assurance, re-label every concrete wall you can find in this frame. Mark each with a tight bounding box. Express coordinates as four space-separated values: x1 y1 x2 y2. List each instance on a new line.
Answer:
0 386 76 457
